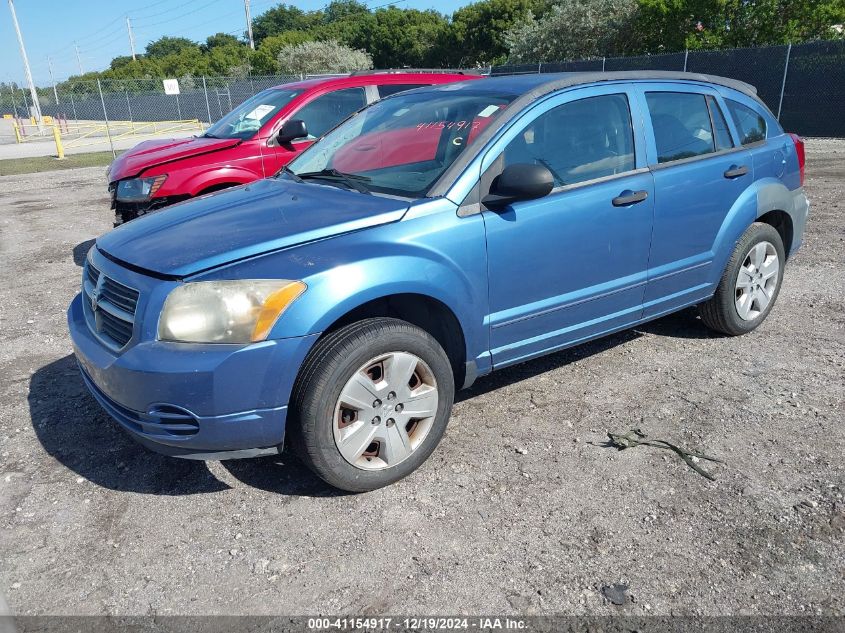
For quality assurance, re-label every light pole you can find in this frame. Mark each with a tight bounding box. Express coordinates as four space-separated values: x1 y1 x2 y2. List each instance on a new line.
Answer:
244 0 255 50
48 56 60 113
74 42 84 75
126 16 137 60
7 0 42 128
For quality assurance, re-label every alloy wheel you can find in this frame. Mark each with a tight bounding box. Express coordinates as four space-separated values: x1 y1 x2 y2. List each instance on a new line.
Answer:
735 240 779 321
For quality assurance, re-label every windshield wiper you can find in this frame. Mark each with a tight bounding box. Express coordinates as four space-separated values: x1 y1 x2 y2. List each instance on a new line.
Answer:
203 132 218 139
296 168 372 194
279 165 303 182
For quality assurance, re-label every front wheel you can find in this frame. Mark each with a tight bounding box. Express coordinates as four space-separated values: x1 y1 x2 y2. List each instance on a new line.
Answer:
699 222 786 336
289 318 455 492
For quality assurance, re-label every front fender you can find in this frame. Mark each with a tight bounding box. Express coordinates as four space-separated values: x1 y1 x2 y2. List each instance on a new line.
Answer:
181 167 256 197
199 207 491 375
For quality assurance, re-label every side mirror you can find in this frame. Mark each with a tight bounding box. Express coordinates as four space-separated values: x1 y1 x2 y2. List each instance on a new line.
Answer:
483 163 554 208
277 119 308 144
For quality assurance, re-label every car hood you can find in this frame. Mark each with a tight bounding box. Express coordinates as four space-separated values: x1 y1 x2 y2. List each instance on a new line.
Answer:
96 178 410 278
107 136 241 182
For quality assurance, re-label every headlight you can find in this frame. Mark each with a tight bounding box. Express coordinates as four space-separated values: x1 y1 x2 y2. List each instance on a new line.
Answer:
116 175 167 202
158 280 306 344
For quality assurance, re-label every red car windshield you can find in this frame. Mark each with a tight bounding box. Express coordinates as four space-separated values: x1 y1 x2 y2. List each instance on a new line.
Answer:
287 87 516 198
204 88 301 140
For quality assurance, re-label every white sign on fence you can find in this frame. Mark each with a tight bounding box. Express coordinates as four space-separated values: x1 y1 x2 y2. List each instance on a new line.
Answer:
162 79 180 95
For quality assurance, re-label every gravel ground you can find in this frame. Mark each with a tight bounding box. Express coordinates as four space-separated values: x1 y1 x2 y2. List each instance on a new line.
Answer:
0 140 843 617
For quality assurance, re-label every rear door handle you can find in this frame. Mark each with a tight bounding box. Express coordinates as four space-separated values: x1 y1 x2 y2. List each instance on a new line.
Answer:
612 189 648 207
724 165 749 179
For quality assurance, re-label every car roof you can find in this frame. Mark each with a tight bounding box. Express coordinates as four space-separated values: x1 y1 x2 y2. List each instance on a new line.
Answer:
269 72 479 92
427 70 759 100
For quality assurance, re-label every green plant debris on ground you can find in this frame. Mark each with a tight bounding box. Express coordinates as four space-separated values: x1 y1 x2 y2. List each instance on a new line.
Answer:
607 428 725 480
0 152 116 177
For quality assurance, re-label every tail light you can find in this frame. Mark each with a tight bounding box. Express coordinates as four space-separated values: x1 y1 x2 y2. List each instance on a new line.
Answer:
788 133 805 186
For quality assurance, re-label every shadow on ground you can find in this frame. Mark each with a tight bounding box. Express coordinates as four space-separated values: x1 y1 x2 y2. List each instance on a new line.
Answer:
29 309 717 496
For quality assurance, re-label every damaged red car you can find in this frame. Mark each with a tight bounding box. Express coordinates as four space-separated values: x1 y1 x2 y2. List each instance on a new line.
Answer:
106 71 478 225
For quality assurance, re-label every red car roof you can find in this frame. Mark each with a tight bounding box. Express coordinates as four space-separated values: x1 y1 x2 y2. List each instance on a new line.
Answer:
268 72 482 92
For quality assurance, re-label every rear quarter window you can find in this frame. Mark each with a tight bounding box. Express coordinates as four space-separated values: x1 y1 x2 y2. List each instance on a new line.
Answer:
726 99 767 145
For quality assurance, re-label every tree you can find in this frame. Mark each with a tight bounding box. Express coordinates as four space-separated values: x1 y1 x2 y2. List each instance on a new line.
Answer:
252 4 318 44
447 0 548 66
632 0 845 53
505 0 638 62
276 39 372 74
252 31 315 73
204 32 242 51
363 7 450 68
145 37 199 58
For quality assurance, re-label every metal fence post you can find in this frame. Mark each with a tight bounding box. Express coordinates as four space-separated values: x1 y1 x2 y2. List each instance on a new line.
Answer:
602 57 606 72
69 92 77 123
777 43 792 121
97 78 116 158
125 90 133 125
202 76 212 128
175 92 182 120
683 49 689 72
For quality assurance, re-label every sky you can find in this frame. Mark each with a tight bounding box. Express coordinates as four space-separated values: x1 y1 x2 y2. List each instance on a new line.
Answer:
0 0 467 87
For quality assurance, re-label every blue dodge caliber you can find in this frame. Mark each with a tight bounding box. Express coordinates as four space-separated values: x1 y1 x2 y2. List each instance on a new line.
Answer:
69 72 808 491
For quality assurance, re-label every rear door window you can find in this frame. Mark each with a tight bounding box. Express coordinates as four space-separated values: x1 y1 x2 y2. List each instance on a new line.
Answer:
377 84 427 98
646 92 716 163
294 87 367 139
500 93 636 187
725 99 767 145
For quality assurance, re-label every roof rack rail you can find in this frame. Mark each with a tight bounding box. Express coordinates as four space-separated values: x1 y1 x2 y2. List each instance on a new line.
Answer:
349 68 472 76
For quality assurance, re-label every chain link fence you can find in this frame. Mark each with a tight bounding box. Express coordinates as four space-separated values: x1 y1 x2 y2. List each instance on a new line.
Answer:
0 39 842 152
490 39 845 137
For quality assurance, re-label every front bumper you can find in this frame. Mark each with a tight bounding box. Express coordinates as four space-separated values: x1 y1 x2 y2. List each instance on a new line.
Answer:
68 292 318 459
109 182 186 226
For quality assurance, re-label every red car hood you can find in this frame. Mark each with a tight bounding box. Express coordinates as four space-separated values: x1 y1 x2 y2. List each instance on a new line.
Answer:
107 136 241 182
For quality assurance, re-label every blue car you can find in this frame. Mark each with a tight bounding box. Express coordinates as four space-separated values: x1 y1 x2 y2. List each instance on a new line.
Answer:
69 71 809 492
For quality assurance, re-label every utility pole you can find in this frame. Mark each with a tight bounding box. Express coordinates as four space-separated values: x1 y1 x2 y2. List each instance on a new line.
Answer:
244 0 255 50
126 16 137 61
74 42 84 75
47 56 60 109
7 0 42 126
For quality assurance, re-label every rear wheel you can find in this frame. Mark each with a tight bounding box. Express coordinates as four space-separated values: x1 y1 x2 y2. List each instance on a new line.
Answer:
290 318 454 492
699 222 785 335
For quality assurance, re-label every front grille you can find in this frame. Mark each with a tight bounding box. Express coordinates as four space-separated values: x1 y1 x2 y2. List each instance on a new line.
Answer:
83 260 139 349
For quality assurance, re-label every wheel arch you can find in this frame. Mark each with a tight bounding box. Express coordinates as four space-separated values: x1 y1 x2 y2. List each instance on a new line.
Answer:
310 293 470 390
756 209 794 260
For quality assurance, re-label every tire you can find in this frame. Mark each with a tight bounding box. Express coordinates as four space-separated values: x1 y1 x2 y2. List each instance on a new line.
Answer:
289 318 455 492
699 222 786 336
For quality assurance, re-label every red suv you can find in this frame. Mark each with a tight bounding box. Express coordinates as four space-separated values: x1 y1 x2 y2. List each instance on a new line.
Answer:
106 72 478 224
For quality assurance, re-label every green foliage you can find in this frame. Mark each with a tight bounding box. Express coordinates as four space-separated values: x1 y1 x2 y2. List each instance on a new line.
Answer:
506 0 638 62
361 7 450 68
447 0 549 65
145 37 198 58
251 4 318 44
204 33 242 51
276 39 372 75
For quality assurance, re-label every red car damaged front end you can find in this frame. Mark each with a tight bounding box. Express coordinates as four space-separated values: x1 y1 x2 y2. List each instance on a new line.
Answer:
106 72 480 226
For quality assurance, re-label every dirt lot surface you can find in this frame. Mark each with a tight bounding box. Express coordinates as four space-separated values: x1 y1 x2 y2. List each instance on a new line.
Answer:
0 140 843 617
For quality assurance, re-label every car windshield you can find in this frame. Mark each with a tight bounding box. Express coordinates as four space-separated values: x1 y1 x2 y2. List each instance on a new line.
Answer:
204 88 300 140
286 87 517 198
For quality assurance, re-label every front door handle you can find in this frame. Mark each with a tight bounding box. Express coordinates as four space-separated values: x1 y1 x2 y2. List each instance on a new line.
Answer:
724 165 749 179
612 189 648 207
